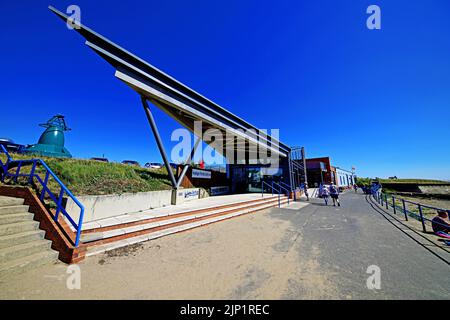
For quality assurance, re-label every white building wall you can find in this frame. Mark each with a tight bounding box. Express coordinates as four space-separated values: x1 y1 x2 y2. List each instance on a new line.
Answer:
335 168 355 188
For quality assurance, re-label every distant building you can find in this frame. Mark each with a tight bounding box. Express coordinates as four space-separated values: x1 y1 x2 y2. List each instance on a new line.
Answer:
334 167 355 188
306 157 333 187
306 157 356 188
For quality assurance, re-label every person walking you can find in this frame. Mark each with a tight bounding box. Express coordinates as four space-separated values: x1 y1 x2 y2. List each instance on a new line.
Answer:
330 183 340 206
303 183 310 201
353 184 358 193
321 185 330 206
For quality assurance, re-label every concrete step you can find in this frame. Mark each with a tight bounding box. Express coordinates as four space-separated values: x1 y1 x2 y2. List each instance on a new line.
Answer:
86 199 289 257
0 239 52 262
0 230 46 249
0 196 24 207
0 205 30 215
81 194 288 232
0 221 40 237
81 196 289 243
0 250 58 279
0 212 34 225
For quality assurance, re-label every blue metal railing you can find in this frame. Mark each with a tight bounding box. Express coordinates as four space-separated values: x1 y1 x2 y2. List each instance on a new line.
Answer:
373 190 450 234
261 180 283 207
0 145 85 247
278 181 297 201
272 181 290 205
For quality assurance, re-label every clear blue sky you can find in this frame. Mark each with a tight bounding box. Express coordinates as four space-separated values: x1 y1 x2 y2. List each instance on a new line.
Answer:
1 0 449 179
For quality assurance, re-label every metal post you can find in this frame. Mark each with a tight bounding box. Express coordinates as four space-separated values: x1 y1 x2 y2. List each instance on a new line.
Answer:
301 147 308 186
261 180 264 198
385 194 389 209
40 171 50 201
175 137 201 188
392 196 396 215
402 199 408 221
418 204 426 232
54 187 64 221
288 151 294 192
141 97 178 189
29 161 37 184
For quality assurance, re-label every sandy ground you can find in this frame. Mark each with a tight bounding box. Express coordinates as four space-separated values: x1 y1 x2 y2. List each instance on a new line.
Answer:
0 204 339 300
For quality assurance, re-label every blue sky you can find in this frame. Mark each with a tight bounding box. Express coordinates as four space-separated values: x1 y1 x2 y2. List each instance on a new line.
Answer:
1 0 449 179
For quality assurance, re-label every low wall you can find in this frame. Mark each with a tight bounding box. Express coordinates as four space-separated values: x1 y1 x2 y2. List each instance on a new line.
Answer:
66 189 175 223
382 183 450 195
419 185 450 195
171 188 203 205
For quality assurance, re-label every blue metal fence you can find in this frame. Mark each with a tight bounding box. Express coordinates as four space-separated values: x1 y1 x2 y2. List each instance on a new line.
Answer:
373 190 450 234
0 145 85 247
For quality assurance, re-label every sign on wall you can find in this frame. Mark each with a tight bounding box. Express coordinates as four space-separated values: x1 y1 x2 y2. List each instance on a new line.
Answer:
210 186 230 196
192 168 212 179
183 189 199 200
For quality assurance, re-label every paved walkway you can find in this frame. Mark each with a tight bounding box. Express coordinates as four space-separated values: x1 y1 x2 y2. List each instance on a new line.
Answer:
271 191 450 299
1 192 448 299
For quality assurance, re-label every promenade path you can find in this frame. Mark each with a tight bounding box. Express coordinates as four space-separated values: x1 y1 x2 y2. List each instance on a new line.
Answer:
274 191 450 299
1 191 448 299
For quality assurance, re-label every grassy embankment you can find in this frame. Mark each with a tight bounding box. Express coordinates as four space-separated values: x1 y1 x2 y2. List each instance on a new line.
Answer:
356 177 450 214
378 178 449 184
0 153 173 196
356 177 449 187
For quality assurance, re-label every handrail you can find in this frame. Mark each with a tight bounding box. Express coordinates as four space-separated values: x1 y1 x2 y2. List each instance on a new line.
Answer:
0 144 12 162
278 181 292 191
0 146 84 247
278 180 297 201
272 181 290 205
374 190 450 234
261 180 281 208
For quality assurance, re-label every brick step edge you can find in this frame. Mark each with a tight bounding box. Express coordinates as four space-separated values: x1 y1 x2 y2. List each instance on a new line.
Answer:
82 195 289 235
85 199 290 255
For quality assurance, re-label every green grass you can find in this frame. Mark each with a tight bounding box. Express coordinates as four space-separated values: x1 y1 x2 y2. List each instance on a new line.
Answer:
378 178 449 184
356 177 449 188
0 153 173 196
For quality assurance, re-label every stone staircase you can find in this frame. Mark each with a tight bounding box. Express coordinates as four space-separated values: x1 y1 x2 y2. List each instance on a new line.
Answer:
81 194 290 257
0 196 58 278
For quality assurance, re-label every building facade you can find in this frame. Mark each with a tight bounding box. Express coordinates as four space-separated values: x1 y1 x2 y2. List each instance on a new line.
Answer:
334 167 355 188
306 157 356 188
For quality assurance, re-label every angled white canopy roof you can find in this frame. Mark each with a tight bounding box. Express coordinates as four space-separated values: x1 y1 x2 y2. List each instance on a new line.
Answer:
49 6 291 158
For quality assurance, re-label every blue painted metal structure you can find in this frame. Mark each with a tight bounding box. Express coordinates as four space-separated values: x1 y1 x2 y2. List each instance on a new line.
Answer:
24 115 72 158
373 190 450 234
0 145 84 246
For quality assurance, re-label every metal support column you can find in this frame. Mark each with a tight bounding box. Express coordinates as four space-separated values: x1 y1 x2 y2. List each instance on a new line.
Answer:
141 96 178 189
175 137 201 189
301 147 308 186
288 152 294 197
